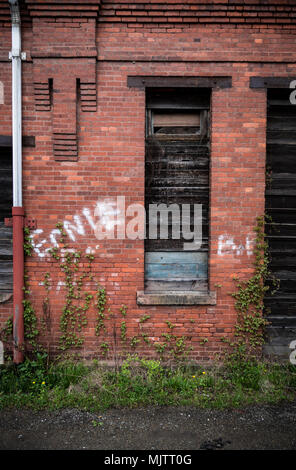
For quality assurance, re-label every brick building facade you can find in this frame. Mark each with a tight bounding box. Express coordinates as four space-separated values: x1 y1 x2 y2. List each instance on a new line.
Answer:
1 0 296 362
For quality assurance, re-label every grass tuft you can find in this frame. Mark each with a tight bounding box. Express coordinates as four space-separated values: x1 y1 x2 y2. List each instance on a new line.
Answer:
0 354 295 411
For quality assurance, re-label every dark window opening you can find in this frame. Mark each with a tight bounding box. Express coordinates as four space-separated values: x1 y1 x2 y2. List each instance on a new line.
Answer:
0 145 13 294
144 88 211 292
264 87 296 356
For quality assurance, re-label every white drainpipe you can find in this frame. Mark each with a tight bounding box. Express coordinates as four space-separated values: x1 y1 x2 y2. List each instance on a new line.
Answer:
9 0 26 363
9 0 25 207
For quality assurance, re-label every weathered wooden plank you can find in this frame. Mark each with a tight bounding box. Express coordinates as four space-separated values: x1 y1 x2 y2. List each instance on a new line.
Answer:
266 223 296 237
145 89 210 288
145 204 208 251
266 145 296 170
266 278 296 295
264 300 296 316
146 89 211 110
264 89 296 355
145 267 206 281
153 112 201 128
266 208 296 224
0 260 13 273
147 175 209 188
147 187 209 197
0 247 12 259
145 223 208 240
269 253 296 267
0 147 12 221
266 316 296 328
266 189 296 197
267 237 296 251
0 272 13 292
147 159 209 171
270 269 296 281
146 144 209 160
146 138 209 148
267 131 296 143
263 327 296 358
268 106 296 118
146 251 206 263
267 119 296 132
267 174 296 187
0 232 12 241
266 195 296 210
0 146 13 293
145 214 208 226
145 239 208 252
145 251 207 280
145 279 208 292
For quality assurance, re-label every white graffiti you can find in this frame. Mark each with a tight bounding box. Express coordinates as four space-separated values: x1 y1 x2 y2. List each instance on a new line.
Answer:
31 201 254 260
94 198 124 237
30 199 127 258
218 234 253 257
30 206 99 258
289 340 296 365
31 197 205 257
289 80 296 105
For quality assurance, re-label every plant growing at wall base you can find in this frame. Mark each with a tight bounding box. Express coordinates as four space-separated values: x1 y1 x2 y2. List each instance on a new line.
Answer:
48 222 97 352
95 286 107 336
1 230 41 356
23 276 40 352
224 215 279 360
23 227 34 256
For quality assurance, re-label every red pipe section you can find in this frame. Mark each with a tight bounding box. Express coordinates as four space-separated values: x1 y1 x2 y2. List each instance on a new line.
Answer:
12 206 25 364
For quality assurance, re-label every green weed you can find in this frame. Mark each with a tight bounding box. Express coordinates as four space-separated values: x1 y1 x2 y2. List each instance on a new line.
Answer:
0 355 295 411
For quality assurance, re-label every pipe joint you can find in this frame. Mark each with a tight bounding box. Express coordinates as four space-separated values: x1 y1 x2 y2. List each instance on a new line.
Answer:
8 0 21 24
12 207 25 217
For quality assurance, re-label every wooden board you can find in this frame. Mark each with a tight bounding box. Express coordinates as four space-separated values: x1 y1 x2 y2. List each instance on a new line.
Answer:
264 88 296 357
145 90 210 290
0 147 13 294
145 137 209 253
145 251 207 281
153 111 200 128
128 76 231 89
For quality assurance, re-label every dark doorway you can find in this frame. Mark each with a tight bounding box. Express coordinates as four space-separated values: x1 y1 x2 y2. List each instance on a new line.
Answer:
264 88 296 357
144 88 210 292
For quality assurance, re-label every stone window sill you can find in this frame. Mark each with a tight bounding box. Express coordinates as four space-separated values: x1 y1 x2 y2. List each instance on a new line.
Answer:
136 290 216 306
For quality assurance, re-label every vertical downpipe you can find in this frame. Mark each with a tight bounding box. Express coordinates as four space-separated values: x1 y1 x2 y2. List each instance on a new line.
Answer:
9 0 25 363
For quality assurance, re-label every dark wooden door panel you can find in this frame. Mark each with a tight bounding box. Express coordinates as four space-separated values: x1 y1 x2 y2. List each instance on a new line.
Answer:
264 89 296 357
145 91 210 291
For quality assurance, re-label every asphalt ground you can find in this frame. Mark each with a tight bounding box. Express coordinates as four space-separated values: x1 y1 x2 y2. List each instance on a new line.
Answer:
0 402 295 452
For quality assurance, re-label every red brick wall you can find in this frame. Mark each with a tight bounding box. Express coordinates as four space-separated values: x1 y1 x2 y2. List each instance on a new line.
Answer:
1 0 296 361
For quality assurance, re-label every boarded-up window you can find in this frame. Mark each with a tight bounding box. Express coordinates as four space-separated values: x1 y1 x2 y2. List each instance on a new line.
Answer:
264 88 296 355
145 88 210 292
0 146 12 294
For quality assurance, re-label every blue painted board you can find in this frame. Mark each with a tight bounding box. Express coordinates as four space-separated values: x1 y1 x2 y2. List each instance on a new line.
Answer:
145 251 208 280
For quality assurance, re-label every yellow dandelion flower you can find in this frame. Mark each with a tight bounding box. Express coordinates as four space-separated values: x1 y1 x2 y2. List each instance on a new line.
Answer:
42 381 45 385
192 375 195 378
202 371 206 375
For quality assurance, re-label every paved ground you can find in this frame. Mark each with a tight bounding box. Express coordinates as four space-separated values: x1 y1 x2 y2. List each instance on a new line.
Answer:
0 402 296 451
